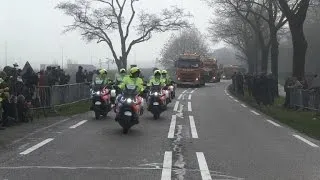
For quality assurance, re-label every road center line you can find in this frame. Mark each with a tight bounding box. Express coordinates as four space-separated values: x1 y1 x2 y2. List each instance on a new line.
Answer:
20 138 54 155
188 94 192 100
266 120 281 127
189 116 198 138
234 99 239 102
196 152 212 180
241 104 247 108
168 115 176 139
293 134 319 147
188 102 192 112
178 94 183 100
173 101 179 111
161 151 172 180
250 110 260 115
69 120 88 129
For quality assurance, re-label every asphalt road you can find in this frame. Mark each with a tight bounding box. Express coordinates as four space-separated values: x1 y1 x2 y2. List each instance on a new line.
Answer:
0 80 320 179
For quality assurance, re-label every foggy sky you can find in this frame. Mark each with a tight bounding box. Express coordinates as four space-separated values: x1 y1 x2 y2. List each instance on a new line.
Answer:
0 0 215 70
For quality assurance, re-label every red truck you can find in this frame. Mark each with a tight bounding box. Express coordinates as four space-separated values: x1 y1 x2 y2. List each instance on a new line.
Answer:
174 53 206 87
202 58 220 83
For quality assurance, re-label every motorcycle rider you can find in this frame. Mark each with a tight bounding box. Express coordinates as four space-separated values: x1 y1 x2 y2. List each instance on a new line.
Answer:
90 69 112 110
115 68 127 85
161 70 172 85
115 67 145 123
147 70 166 111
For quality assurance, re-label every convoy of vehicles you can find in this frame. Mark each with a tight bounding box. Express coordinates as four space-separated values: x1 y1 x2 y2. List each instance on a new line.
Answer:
174 53 206 87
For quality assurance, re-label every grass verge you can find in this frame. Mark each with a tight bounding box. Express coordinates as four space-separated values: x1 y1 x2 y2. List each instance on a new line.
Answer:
228 86 320 140
54 100 91 116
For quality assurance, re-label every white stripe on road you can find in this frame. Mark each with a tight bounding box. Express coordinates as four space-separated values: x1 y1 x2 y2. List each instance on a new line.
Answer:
173 101 179 111
161 151 172 180
241 104 247 108
228 95 234 99
196 152 212 180
178 94 183 100
293 134 319 148
266 120 281 127
182 90 187 94
189 116 198 138
188 94 192 100
20 138 54 155
250 110 260 115
226 93 229 96
69 120 88 129
188 102 192 112
234 99 239 102
168 115 176 138
190 89 195 94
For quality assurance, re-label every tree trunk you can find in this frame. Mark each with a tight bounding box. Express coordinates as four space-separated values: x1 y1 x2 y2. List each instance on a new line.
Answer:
270 27 279 96
261 47 269 73
289 21 307 80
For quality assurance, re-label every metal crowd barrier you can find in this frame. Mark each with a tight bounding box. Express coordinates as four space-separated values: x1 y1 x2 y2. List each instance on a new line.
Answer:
289 88 320 111
31 83 90 109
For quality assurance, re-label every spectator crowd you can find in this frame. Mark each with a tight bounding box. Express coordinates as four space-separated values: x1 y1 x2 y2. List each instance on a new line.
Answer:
231 72 320 111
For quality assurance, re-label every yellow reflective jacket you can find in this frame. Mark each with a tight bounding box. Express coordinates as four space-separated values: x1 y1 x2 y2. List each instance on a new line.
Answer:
119 76 144 93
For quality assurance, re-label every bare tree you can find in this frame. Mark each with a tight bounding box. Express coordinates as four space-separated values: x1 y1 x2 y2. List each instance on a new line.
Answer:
159 28 210 68
209 16 258 73
278 0 311 79
206 0 271 72
56 0 191 70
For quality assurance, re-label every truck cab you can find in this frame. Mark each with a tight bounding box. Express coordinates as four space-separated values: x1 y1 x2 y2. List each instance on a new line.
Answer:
174 53 205 87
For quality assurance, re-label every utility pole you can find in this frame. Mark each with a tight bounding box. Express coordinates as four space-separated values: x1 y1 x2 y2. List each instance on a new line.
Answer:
99 59 102 68
61 47 64 69
5 41 7 66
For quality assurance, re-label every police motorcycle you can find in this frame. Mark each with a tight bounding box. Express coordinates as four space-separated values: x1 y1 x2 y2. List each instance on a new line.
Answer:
90 78 112 119
147 82 167 120
115 84 143 134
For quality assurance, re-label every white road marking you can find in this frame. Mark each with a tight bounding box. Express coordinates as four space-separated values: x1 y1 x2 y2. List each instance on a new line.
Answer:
226 93 229 96
173 101 179 111
293 134 319 148
189 116 198 138
228 95 234 99
10 118 70 146
266 120 281 127
188 94 192 100
182 90 187 94
188 102 192 112
196 152 212 180
161 151 172 180
0 166 161 170
190 89 195 94
69 120 88 129
178 94 183 100
168 115 176 138
234 99 239 102
20 138 54 155
250 110 260 115
241 104 247 108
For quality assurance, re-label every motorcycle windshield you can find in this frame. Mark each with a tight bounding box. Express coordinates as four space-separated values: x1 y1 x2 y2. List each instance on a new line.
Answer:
150 85 161 93
123 84 138 98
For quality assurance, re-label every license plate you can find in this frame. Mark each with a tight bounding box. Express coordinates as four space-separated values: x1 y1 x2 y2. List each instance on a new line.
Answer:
95 101 101 105
153 102 159 105
124 111 132 116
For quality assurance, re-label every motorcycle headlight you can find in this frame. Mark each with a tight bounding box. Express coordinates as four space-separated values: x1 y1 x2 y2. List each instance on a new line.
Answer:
96 91 101 95
154 92 158 96
195 78 199 81
127 98 132 104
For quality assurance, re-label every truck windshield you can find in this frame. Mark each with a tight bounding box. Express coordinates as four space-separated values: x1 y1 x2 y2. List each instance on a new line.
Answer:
176 60 200 68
